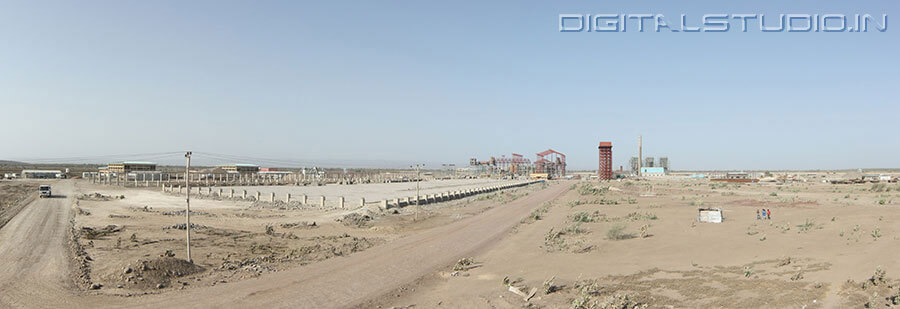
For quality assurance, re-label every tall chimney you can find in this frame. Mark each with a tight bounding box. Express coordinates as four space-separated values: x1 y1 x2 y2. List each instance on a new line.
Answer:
638 135 642 176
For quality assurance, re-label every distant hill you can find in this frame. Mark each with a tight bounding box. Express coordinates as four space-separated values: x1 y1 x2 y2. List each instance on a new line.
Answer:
0 160 27 166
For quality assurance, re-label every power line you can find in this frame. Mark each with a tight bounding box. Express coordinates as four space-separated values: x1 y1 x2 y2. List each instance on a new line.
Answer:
9 151 185 163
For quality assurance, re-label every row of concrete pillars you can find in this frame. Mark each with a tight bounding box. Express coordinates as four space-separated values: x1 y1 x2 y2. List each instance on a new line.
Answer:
159 181 539 209
378 181 539 209
161 185 359 208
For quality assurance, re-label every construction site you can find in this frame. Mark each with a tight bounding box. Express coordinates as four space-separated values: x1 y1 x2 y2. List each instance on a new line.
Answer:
1 1 897 308
2 142 900 308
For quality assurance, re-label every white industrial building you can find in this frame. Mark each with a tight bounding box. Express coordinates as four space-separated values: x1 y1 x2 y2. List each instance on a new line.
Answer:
21 170 63 179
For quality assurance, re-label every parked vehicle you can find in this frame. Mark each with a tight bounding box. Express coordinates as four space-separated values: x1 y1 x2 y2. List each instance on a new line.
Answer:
39 185 52 198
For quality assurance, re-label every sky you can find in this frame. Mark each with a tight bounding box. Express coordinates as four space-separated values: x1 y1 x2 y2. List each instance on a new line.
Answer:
0 1 897 170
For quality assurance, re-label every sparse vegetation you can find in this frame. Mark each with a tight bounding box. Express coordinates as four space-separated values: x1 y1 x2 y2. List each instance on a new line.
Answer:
577 183 606 196
606 225 635 240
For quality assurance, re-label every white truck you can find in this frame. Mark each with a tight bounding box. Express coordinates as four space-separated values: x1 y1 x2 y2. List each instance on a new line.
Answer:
39 185 52 198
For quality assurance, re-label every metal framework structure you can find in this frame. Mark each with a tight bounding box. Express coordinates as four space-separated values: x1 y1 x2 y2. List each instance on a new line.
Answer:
469 153 533 177
495 153 532 175
535 149 566 178
598 142 613 180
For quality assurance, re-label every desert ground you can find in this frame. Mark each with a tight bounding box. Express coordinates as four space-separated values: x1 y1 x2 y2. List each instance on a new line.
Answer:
372 179 900 308
1 177 900 308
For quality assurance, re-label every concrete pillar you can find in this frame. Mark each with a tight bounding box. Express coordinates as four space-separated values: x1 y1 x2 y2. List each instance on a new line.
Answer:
207 187 212 195
393 198 400 208
286 193 291 203
339 196 345 208
320 196 326 207
381 200 389 209
256 191 261 201
218 188 223 196
271 192 275 202
242 190 247 199
230 189 235 198
360 197 366 207
301 194 308 204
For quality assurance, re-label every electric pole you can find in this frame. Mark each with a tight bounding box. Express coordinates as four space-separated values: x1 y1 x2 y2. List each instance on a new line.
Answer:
411 164 423 221
184 151 193 263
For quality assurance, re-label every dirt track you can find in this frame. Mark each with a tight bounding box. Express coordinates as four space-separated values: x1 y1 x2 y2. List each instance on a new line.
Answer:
0 180 75 308
0 180 568 308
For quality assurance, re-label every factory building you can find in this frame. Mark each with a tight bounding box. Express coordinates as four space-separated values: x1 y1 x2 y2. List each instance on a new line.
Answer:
107 161 156 173
644 157 655 168
218 164 260 174
598 142 613 180
659 157 669 172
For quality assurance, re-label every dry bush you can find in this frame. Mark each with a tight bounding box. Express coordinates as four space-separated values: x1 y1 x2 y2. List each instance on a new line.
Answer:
606 225 635 240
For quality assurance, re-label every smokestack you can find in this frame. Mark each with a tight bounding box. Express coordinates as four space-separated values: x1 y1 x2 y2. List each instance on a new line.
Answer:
638 135 642 176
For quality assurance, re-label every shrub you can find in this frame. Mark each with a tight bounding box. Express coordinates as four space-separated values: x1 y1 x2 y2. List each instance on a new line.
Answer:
606 224 635 240
571 211 596 223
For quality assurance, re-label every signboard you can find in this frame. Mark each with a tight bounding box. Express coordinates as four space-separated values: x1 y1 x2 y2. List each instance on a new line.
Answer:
698 208 723 223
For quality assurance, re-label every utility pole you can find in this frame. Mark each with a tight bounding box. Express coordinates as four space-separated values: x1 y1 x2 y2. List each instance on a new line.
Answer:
411 164 423 221
184 151 193 263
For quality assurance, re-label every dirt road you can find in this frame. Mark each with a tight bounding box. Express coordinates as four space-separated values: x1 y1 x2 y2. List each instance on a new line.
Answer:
0 180 568 308
0 180 76 308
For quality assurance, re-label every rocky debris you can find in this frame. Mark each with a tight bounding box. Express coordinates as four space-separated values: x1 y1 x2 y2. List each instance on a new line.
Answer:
338 213 373 228
163 223 207 230
69 219 94 290
279 221 318 229
75 207 91 216
130 205 153 213
117 257 204 291
217 257 277 276
161 210 211 217
453 257 477 271
77 193 124 201
90 283 103 290
80 225 121 240
863 266 887 289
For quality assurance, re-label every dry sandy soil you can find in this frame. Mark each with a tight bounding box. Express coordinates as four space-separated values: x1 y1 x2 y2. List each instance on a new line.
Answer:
3 177 900 308
67 179 535 297
0 180 37 229
374 179 900 308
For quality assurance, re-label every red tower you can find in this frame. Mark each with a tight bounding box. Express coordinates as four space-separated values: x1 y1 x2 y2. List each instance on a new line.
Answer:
598 142 613 180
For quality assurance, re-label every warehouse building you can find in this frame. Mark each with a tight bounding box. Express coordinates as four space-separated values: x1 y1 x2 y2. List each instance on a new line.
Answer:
218 164 260 174
106 161 157 173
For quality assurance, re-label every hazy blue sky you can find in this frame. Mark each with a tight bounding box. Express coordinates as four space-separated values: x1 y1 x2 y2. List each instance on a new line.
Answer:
1 1 897 170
